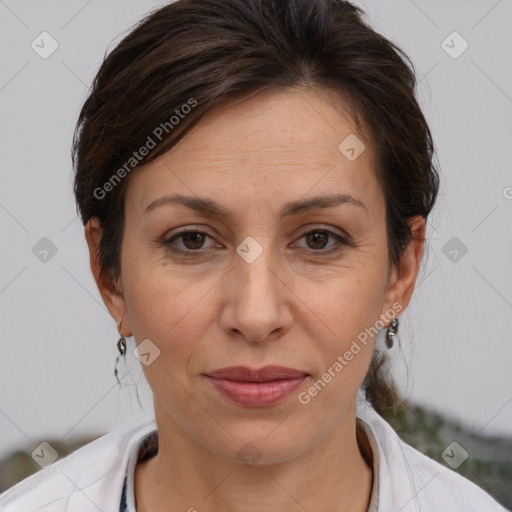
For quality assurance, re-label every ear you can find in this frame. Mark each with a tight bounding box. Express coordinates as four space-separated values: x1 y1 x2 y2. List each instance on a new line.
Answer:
379 215 426 319
84 217 133 336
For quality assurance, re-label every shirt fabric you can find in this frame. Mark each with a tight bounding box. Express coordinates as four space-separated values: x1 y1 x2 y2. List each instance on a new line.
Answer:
119 429 159 512
0 400 509 512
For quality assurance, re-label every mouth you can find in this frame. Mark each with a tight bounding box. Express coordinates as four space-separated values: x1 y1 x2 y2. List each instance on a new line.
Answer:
204 365 309 407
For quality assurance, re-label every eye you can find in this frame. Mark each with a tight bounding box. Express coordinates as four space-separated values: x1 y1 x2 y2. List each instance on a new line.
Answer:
294 228 349 252
162 230 219 254
161 227 350 256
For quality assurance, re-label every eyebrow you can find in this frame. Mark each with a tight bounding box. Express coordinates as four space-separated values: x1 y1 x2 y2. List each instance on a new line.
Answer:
143 192 367 220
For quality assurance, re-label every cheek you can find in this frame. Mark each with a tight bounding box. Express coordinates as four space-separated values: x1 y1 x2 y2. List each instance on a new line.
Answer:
295 288 380 423
123 264 220 362
306 263 387 344
298 263 387 396
312 299 379 391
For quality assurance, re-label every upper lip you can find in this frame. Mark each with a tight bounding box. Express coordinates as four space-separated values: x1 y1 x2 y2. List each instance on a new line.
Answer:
205 365 308 382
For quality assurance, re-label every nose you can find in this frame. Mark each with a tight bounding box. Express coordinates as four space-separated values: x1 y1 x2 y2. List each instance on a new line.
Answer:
220 240 293 343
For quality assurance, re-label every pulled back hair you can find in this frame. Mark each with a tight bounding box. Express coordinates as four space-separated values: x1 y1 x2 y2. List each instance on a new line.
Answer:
72 0 440 416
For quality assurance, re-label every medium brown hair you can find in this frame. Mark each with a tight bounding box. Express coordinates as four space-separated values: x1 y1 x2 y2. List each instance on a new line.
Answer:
72 0 440 415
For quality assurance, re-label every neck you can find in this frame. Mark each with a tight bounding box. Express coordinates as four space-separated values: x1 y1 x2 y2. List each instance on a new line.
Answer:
135 406 373 512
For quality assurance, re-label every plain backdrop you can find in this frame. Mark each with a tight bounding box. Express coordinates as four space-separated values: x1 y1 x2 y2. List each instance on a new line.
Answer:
0 0 511 461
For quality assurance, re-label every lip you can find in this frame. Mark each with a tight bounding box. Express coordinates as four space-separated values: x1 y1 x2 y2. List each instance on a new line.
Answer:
204 365 309 407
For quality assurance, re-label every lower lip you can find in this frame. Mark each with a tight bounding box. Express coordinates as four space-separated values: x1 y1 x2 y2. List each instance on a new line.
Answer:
206 375 308 407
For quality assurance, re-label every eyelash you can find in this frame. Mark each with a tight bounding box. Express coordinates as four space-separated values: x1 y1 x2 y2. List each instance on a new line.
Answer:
161 228 350 256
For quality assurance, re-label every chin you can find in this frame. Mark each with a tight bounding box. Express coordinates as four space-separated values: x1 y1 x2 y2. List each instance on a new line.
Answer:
197 420 319 467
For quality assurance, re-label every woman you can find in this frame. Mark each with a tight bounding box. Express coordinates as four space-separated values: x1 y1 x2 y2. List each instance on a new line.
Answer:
0 0 508 510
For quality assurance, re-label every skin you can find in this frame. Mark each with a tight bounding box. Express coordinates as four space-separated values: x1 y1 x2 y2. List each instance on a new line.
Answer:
85 85 425 512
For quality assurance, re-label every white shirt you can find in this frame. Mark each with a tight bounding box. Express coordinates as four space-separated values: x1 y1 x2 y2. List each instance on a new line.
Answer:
0 401 508 511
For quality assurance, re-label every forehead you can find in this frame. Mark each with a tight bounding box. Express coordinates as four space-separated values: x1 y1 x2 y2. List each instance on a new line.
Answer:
125 86 382 220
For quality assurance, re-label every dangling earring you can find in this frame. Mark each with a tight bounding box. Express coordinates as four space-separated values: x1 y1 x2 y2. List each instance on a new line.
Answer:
386 316 399 349
117 318 127 357
114 317 127 383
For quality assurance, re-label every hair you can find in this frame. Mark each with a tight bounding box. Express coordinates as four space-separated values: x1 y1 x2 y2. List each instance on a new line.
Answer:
72 0 440 416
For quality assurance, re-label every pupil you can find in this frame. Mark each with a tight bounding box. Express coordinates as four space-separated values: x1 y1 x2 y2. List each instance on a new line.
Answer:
308 231 328 249
184 232 204 249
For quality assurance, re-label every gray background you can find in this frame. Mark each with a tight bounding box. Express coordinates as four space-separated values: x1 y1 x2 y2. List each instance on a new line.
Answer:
0 0 511 460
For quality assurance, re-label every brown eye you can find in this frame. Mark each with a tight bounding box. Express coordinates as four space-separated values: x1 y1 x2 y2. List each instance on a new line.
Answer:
294 229 349 253
305 231 330 250
162 230 218 255
181 232 206 250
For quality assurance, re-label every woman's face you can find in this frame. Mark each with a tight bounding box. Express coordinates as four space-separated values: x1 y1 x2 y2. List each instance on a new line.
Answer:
91 86 423 464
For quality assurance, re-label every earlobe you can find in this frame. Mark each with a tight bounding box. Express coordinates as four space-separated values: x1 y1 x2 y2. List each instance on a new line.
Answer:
84 218 132 335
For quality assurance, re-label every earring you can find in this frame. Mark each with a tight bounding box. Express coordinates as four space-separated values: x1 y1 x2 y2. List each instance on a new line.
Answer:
114 317 127 383
386 316 399 349
117 318 127 357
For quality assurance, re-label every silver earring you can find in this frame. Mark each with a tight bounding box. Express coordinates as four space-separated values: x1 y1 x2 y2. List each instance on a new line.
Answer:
386 317 399 349
114 317 127 383
117 321 127 356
